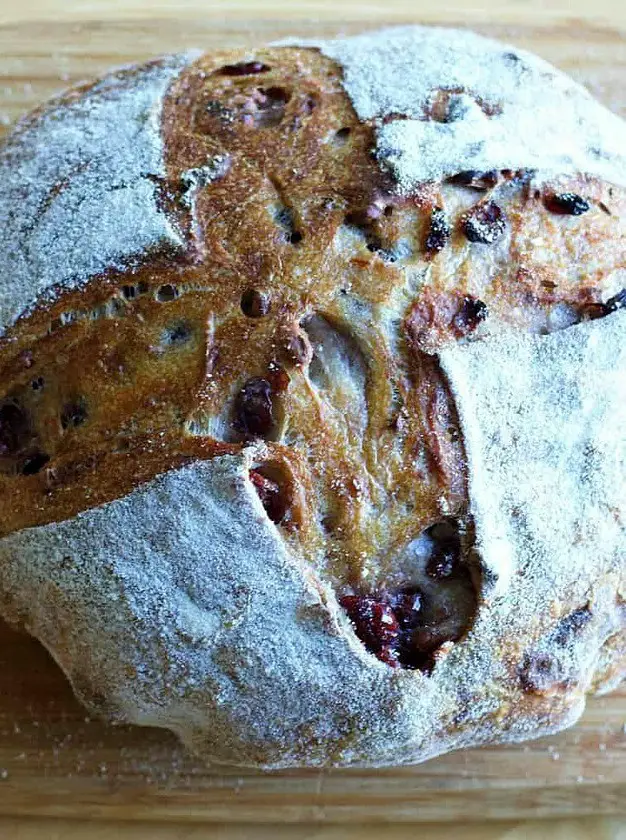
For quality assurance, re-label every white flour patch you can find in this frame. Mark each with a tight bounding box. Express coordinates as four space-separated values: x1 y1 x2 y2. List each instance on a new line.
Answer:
300 27 626 191
0 53 197 337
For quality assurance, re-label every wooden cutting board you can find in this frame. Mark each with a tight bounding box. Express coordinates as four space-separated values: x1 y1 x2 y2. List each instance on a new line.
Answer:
0 14 625 826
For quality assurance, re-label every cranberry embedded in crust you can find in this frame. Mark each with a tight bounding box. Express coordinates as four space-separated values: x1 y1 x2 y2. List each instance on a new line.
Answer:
249 469 287 524
448 170 498 190
543 192 590 216
425 207 451 254
426 544 457 579
389 587 423 629
452 296 488 338
461 200 507 244
340 595 400 659
233 377 275 439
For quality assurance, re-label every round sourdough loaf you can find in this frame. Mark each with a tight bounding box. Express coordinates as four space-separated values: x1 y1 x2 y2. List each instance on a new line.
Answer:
0 26 624 768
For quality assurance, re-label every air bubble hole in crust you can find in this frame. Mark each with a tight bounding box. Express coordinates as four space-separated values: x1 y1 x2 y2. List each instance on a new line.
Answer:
333 127 351 145
21 451 50 476
0 402 30 457
156 284 179 302
253 86 291 128
271 202 303 246
216 61 271 77
241 288 271 318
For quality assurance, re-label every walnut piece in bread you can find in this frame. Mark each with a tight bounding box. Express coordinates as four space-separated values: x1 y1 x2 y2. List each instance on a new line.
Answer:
0 27 624 768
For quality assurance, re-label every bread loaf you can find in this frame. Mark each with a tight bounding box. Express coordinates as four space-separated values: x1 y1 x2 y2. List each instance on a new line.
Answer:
0 26 624 768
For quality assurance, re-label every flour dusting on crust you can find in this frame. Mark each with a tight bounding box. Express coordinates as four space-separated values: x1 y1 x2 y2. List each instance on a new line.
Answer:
0 53 196 337
308 27 626 191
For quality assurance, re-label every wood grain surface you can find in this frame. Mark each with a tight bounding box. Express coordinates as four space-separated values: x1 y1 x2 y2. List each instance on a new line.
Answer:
0 9 625 833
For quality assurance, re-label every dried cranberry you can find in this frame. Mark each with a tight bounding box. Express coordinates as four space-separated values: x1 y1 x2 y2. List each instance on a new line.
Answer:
452 296 488 336
448 170 498 190
217 61 270 76
389 587 423 630
425 207 451 253
426 545 457 579
234 377 275 438
461 201 507 244
249 469 287 523
0 403 29 456
284 330 312 367
543 192 590 216
377 645 401 668
267 362 290 393
241 288 271 318
340 595 400 654
518 651 562 694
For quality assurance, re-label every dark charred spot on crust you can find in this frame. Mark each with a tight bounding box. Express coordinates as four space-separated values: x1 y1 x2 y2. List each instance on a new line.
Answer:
60 399 88 430
553 605 592 645
216 61 271 77
193 98 234 134
241 288 271 318
448 170 499 191
518 651 562 695
461 200 507 244
543 192 590 216
0 402 30 457
425 207 451 254
161 321 193 347
604 288 626 314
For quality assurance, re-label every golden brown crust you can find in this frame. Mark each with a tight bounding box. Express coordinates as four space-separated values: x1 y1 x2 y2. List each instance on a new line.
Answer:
2 47 624 555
